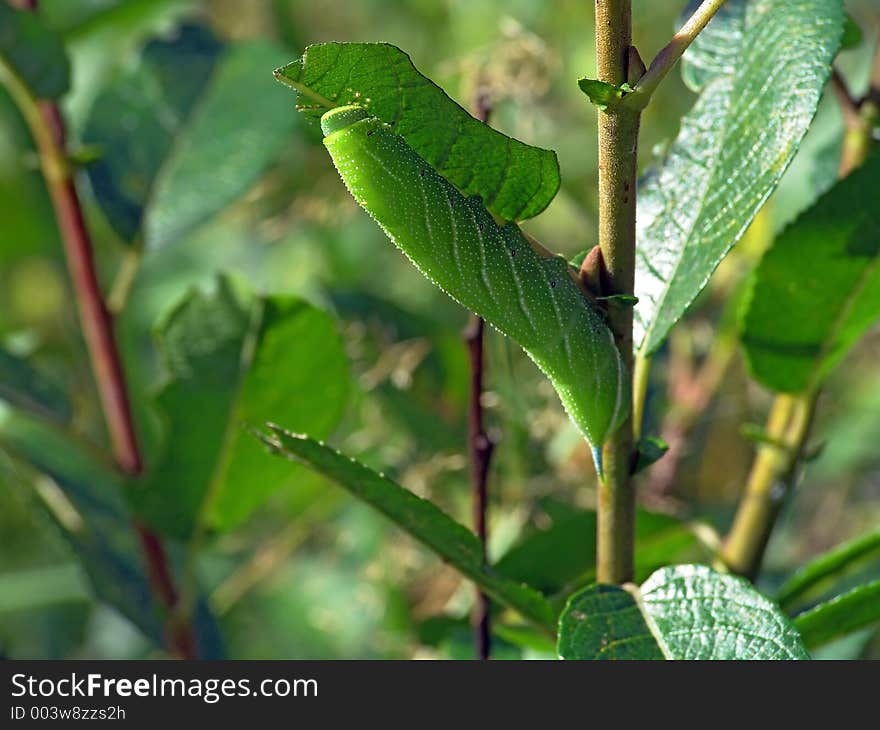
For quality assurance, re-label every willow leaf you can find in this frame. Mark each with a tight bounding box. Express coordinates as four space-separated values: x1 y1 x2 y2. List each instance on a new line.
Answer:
274 42 559 221
795 580 880 648
741 151 880 393
318 105 627 447
634 0 843 355
257 425 556 632
777 529 880 609
558 565 809 660
0 2 69 99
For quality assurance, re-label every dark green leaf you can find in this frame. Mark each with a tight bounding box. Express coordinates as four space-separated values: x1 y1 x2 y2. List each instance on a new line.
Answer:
777 529 880 609
742 150 880 393
0 3 70 99
634 435 668 473
0 347 71 424
132 277 349 538
635 0 843 355
256 425 556 632
84 26 296 248
559 584 667 660
577 78 630 111
275 42 559 221
559 565 809 659
795 580 880 648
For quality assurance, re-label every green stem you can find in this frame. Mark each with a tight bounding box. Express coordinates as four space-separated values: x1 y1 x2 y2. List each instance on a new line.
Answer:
587 0 639 585
631 351 651 443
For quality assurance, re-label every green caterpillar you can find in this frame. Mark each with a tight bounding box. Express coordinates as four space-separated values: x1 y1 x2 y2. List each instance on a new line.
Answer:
321 105 627 448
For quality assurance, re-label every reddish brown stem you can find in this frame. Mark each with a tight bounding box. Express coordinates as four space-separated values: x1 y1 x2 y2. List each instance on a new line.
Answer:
41 103 196 659
6 0 197 659
38 104 142 474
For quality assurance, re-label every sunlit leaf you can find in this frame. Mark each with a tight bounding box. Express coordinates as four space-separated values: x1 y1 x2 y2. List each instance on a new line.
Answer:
275 42 559 221
634 0 843 355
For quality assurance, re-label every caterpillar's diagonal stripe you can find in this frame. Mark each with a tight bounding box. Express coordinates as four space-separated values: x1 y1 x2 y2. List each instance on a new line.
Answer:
321 105 628 447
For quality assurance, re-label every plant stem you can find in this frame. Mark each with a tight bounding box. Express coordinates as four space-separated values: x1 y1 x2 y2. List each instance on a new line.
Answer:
626 0 728 108
466 90 494 660
720 64 877 579
0 3 196 658
720 394 815 578
631 351 651 442
586 0 639 584
465 314 493 659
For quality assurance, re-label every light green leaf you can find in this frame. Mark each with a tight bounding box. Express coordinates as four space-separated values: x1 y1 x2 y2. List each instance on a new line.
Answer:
0 2 70 99
0 347 71 424
741 150 880 393
777 529 880 609
131 277 349 538
315 105 626 448
84 25 295 248
0 564 88 614
634 0 843 355
256 425 557 632
559 565 809 660
274 42 559 222
577 78 631 111
795 580 880 648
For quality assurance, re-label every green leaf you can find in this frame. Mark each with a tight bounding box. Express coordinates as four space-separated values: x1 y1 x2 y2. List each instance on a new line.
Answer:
840 13 863 50
314 105 627 448
795 580 880 648
256 425 557 632
577 78 630 111
0 347 71 424
0 3 70 99
274 42 559 221
84 25 296 248
559 565 809 660
0 564 88 614
741 150 880 393
634 0 843 355
777 529 880 609
0 406 162 644
132 277 349 538
634 435 668 473
495 501 702 596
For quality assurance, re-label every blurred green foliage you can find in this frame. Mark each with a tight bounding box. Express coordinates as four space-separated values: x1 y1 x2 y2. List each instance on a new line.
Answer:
1 0 879 659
